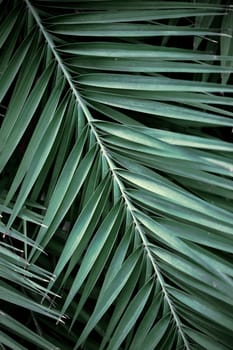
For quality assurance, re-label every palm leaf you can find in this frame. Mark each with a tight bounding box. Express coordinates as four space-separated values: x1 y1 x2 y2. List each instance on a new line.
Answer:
1 1 233 349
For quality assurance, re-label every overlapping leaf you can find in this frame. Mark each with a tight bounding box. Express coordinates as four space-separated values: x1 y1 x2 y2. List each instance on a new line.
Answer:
1 1 233 349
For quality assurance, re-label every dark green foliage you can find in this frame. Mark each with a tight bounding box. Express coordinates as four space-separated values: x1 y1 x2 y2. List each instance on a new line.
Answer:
0 1 233 349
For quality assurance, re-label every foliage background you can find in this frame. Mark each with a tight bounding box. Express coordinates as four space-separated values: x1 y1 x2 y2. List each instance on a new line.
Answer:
0 1 233 349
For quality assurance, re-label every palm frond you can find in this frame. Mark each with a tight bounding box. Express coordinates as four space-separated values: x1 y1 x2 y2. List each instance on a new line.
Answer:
1 1 233 349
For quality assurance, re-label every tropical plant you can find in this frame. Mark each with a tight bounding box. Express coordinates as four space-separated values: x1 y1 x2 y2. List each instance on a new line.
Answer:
0 1 233 349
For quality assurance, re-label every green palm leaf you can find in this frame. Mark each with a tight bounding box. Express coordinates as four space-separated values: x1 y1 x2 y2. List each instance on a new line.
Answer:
1 0 233 349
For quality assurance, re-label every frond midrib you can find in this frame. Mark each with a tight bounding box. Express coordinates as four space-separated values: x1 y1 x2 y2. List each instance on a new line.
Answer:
24 1 190 348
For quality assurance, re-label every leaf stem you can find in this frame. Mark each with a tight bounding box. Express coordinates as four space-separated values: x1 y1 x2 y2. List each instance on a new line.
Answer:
24 1 190 348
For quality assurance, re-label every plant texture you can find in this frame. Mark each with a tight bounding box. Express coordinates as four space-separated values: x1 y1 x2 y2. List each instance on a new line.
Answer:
0 1 233 349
